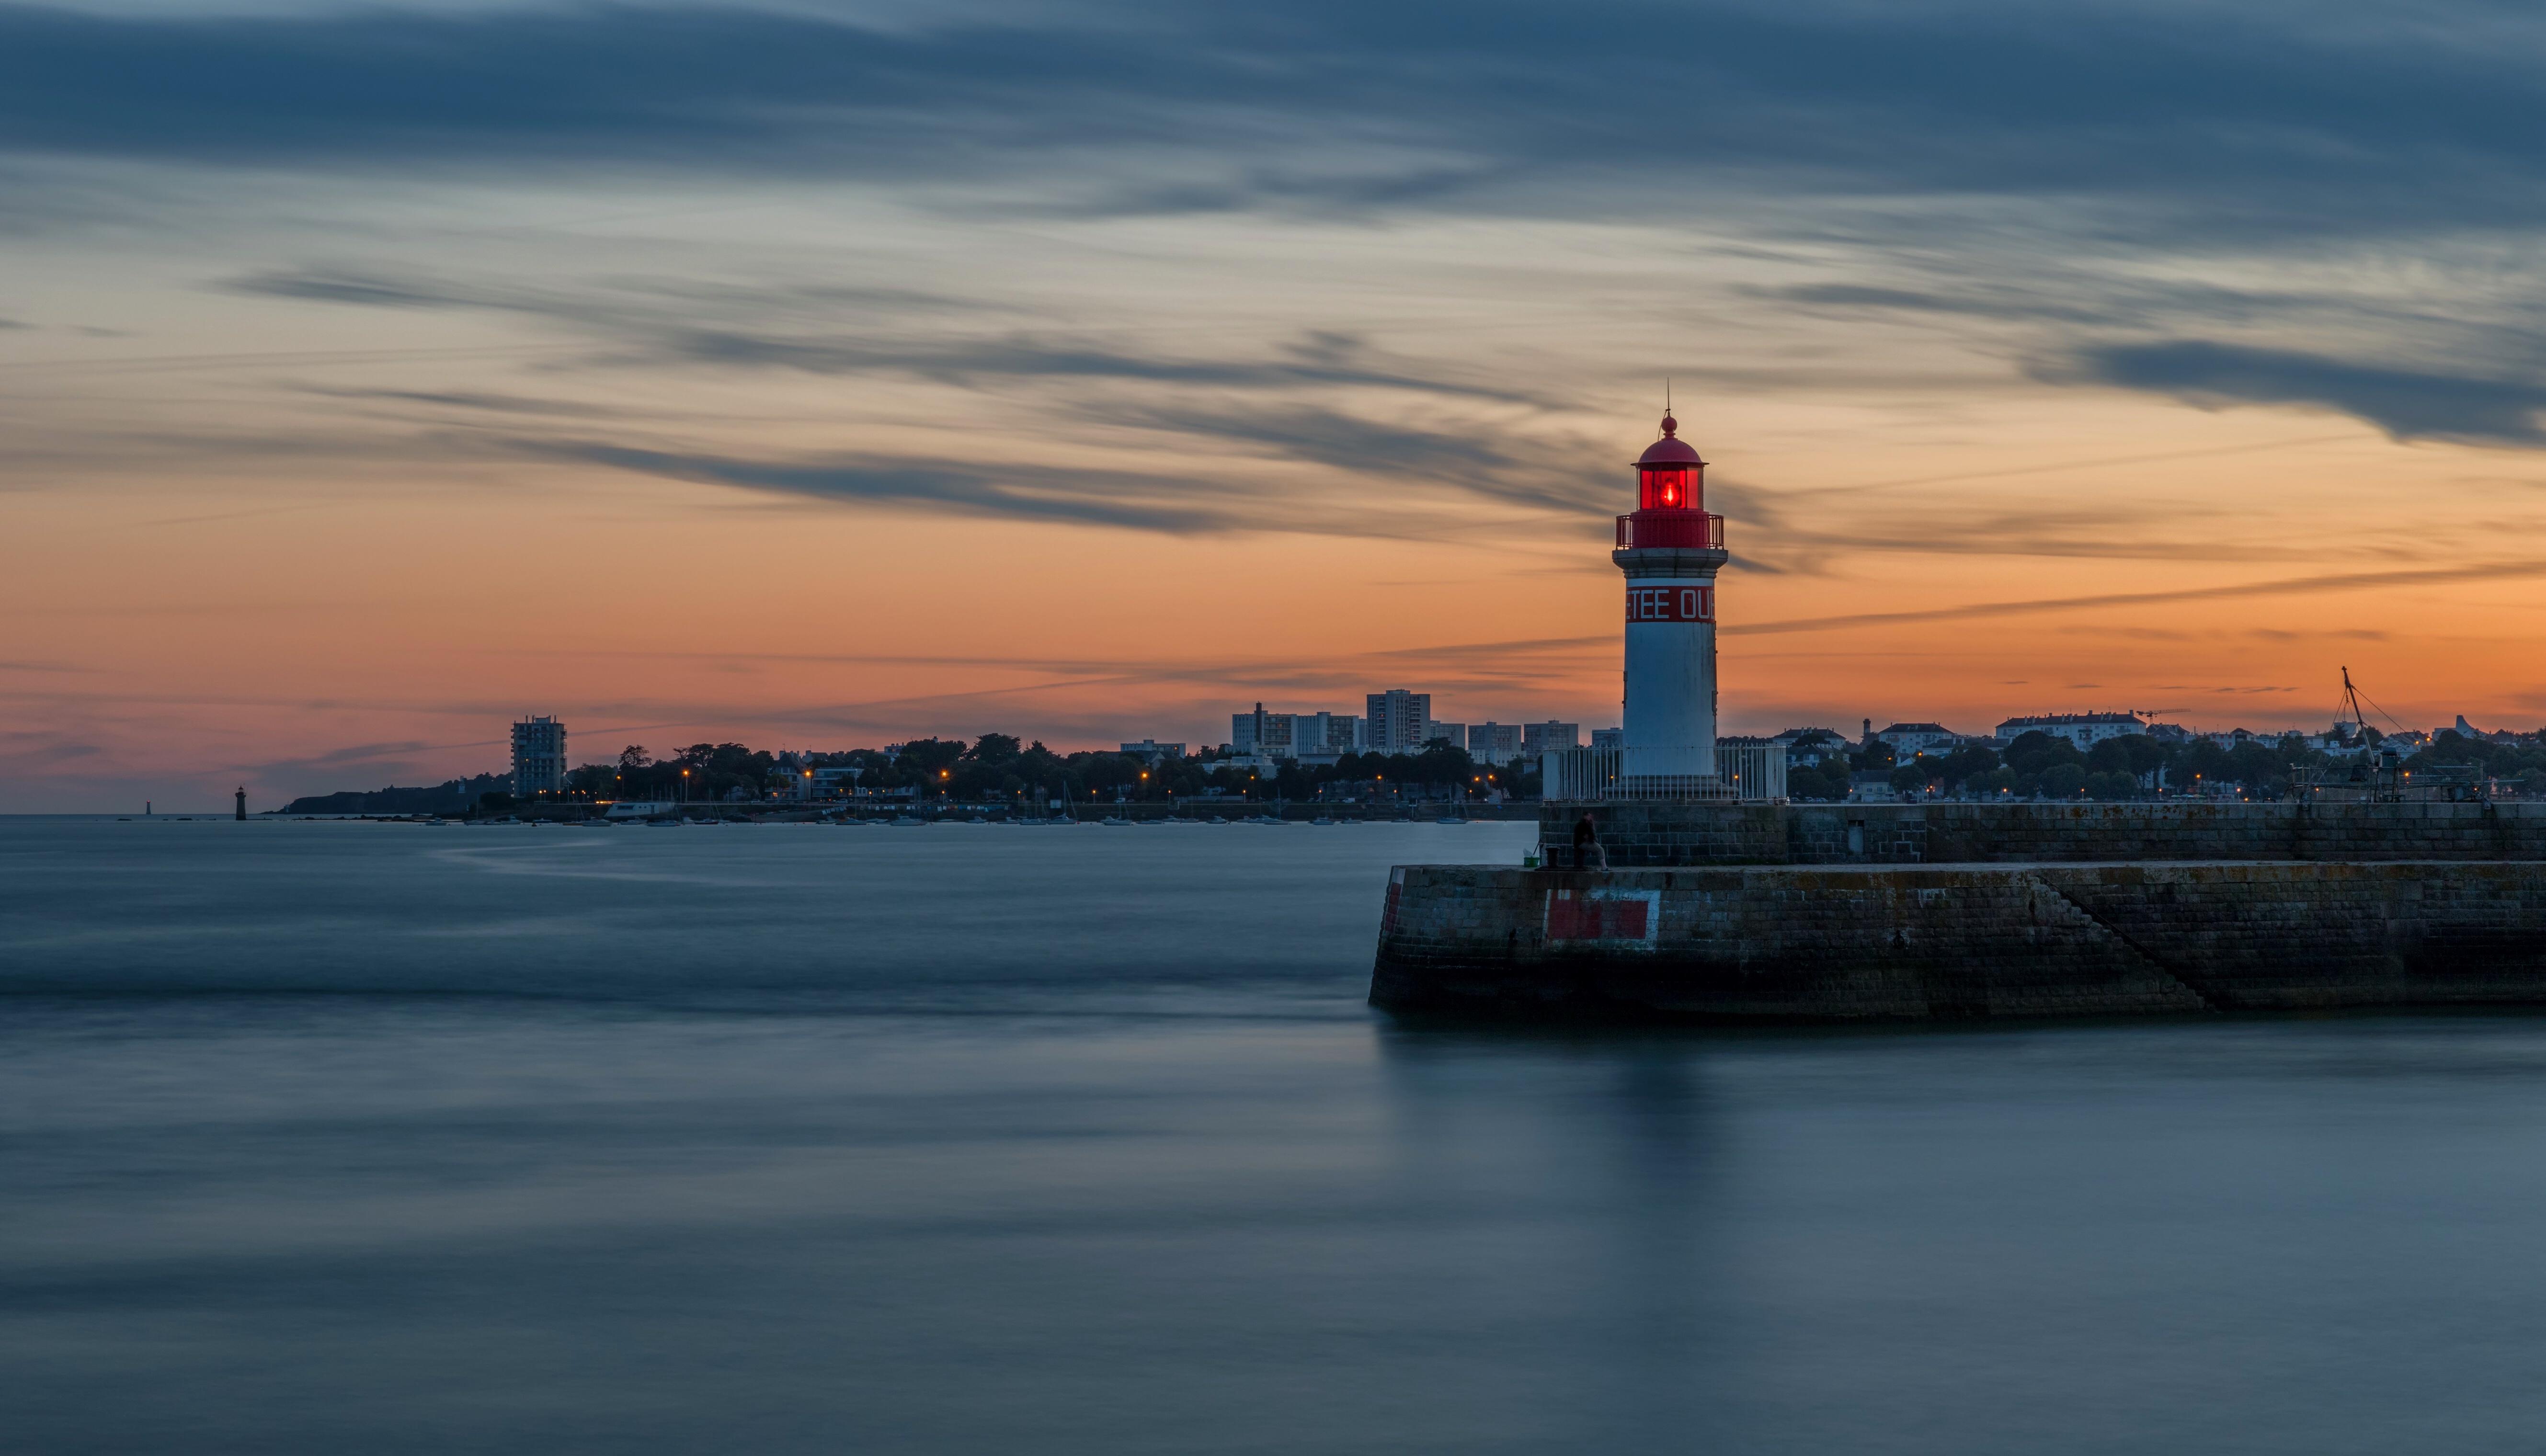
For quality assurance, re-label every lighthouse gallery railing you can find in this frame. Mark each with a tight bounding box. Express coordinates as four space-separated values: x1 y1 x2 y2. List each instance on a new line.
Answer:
1615 512 1725 550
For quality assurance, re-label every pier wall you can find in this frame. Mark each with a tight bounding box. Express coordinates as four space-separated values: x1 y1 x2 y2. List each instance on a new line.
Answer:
1537 800 2546 868
1372 861 2546 1021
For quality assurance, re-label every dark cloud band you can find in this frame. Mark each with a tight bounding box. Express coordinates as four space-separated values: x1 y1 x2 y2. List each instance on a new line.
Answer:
5 0 2546 238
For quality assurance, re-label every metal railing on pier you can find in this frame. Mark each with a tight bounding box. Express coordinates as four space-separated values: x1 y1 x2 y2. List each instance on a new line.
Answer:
1544 741 1786 802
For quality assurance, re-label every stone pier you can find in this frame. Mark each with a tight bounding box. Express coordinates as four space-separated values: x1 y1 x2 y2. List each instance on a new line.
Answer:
1377 803 2546 1021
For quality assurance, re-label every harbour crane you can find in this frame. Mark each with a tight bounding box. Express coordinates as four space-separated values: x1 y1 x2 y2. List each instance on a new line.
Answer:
2335 666 2404 734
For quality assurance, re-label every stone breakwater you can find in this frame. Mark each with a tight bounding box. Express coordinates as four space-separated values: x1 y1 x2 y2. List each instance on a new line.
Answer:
1536 800 2546 868
1371 859 2546 1021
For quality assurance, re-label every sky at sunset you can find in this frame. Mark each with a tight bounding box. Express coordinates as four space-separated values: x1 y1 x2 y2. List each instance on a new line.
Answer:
6 0 2546 809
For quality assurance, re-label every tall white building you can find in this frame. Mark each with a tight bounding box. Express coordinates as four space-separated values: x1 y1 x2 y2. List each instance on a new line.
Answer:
1294 713 1364 757
1468 723 1526 765
1232 704 1297 758
1232 707 1363 759
1521 721 1581 754
511 715 567 797
1365 690 1433 755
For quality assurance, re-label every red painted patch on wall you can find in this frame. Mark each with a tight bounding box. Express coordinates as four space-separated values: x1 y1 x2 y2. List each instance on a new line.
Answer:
1545 891 1651 942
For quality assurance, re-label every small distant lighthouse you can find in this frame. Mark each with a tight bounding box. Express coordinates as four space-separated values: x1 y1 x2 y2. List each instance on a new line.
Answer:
1614 410 1728 793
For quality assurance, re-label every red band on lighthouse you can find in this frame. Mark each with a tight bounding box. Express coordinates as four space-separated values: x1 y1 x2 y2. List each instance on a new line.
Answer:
1625 584 1714 624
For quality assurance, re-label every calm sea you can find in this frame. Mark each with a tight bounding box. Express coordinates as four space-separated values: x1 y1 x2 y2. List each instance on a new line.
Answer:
9 816 2546 1454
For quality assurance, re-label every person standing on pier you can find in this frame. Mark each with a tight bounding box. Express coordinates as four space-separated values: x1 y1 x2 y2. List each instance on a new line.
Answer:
1573 814 1607 870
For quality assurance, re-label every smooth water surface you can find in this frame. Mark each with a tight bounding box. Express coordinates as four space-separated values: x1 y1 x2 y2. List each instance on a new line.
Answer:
8 817 2546 1454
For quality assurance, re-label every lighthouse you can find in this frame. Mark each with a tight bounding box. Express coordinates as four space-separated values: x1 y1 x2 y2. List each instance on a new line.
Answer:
1615 411 1728 793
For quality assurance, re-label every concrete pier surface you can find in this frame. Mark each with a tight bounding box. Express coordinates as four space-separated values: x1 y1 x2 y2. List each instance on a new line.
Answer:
1372 853 2546 1022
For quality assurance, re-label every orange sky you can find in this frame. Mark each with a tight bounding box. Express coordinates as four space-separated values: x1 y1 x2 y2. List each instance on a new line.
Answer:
7 8 2546 809
9 352 2540 812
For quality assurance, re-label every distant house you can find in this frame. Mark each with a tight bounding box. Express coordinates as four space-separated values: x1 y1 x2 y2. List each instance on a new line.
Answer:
1997 712 2146 750
1771 727 1851 765
772 753 817 799
1874 722 1963 757
2198 727 2295 751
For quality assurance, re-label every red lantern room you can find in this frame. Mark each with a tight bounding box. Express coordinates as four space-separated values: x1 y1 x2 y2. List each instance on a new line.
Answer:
1617 412 1726 550
1637 413 1704 511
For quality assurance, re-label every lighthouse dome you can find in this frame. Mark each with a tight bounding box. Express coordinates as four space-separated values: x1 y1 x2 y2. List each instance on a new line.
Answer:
1636 413 1704 466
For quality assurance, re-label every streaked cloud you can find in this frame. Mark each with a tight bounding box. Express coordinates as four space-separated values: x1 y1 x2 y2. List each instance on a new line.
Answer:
290 386 637 421
231 266 1548 400
528 441 1299 535
2064 341 2546 445
1731 559 2546 637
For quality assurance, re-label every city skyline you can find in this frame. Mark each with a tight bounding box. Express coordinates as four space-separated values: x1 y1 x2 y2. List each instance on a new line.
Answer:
5 643 2528 812
9 0 2546 811
303 696 2508 813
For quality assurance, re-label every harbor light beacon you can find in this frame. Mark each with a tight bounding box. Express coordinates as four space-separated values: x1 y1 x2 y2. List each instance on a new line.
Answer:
1615 411 1728 791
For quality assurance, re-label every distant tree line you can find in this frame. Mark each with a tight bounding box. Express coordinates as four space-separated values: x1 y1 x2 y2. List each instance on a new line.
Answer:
1784 728 2546 803
556 734 1522 807
307 723 2546 814
279 774 510 816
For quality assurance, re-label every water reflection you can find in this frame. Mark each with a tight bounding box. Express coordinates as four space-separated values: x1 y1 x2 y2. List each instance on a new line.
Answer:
11 822 2546 1452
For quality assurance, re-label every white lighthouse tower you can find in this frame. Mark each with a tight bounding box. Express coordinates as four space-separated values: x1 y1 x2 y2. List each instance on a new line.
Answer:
1615 411 1729 795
